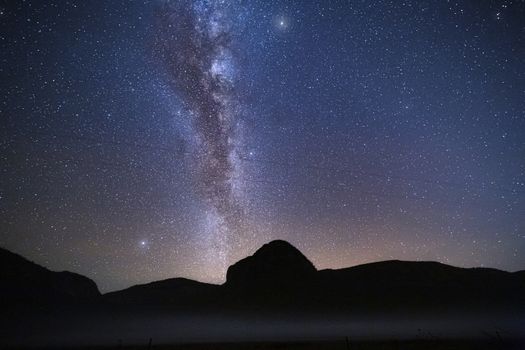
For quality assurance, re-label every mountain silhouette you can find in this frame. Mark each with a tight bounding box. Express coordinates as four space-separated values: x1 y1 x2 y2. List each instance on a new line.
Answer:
1 241 524 313
225 240 316 288
2 243 525 348
314 260 525 312
102 277 221 310
98 240 525 313
0 247 100 306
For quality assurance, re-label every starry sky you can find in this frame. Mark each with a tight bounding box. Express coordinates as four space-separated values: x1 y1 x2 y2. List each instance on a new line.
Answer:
1 0 524 293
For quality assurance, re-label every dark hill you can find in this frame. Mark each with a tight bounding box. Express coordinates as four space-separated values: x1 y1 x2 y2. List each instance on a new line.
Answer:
314 260 525 312
103 277 221 308
225 240 316 289
0 247 100 305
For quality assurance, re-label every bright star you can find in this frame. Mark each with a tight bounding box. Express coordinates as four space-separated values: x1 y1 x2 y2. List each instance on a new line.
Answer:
275 16 289 30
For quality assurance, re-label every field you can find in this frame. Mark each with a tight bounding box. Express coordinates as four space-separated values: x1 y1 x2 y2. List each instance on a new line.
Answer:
24 337 520 350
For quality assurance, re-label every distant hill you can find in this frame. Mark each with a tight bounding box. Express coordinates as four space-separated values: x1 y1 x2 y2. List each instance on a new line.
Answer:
0 247 100 305
102 277 221 310
313 260 525 312
2 241 524 313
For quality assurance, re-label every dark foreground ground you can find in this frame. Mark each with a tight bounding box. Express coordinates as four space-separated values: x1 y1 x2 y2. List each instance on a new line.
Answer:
8 338 524 350
3 308 524 349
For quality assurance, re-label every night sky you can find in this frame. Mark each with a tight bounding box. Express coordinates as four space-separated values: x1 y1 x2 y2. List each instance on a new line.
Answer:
1 0 524 293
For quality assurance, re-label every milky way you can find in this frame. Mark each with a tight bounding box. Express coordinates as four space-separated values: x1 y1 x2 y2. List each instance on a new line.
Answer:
154 0 246 264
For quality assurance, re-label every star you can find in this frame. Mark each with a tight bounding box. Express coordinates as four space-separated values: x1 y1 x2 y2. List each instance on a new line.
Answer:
275 16 289 30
